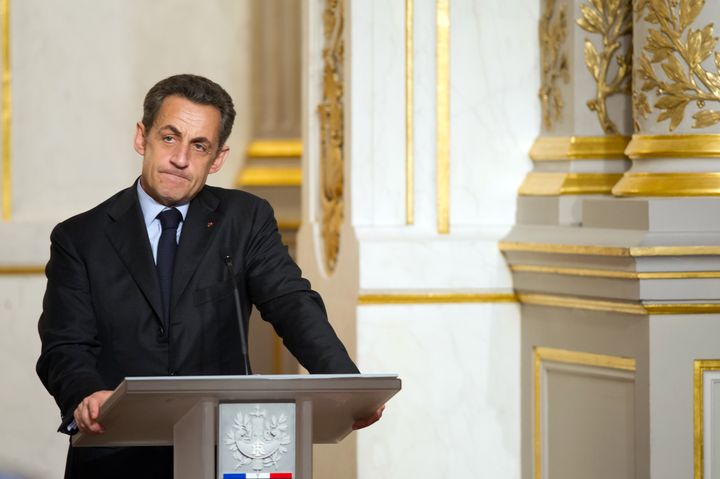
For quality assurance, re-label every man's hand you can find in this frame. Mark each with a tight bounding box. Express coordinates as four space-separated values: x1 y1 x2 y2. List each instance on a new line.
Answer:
73 390 113 434
352 404 385 430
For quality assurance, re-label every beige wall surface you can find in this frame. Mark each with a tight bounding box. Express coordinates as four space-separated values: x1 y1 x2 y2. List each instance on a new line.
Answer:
1 1 251 477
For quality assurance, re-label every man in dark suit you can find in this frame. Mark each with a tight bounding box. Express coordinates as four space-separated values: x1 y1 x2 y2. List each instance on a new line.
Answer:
36 74 380 478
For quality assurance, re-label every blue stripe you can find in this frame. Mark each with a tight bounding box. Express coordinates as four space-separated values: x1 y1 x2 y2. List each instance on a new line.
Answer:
223 474 246 479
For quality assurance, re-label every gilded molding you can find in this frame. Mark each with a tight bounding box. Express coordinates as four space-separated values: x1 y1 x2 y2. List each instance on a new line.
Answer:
358 292 518 305
236 167 302 187
0 265 44 275
1 0 10 221
520 293 647 314
612 172 720 196
534 346 635 479
511 264 720 279
317 0 345 273
636 0 720 131
539 0 570 130
577 0 632 134
518 172 623 195
276 219 301 231
246 139 302 158
406 0 414 225
625 134 720 158
520 293 720 315
529 135 630 160
436 0 450 234
500 240 720 257
694 359 720 479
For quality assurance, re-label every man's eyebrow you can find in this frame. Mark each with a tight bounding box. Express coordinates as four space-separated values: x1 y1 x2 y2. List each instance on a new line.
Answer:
157 124 182 136
157 125 213 146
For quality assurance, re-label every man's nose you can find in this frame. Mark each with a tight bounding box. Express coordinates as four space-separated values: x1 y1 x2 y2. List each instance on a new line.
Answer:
170 146 190 167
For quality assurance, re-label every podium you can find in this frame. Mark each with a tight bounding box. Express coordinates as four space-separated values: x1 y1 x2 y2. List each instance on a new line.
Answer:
72 374 401 479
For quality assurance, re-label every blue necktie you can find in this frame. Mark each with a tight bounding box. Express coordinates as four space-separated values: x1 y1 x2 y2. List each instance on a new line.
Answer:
156 208 183 331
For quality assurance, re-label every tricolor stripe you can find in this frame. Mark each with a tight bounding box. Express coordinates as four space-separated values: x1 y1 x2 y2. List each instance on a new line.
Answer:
222 473 293 479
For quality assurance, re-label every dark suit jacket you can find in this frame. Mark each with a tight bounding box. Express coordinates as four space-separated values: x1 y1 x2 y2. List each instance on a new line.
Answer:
36 183 358 478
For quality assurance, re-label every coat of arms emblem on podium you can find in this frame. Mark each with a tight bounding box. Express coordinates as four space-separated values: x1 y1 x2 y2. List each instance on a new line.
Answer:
219 403 296 479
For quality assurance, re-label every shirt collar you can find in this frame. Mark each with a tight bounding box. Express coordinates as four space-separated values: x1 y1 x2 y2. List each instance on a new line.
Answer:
136 179 190 227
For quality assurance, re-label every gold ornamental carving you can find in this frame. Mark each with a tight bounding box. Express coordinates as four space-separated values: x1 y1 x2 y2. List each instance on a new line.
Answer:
539 0 570 130
317 0 344 273
636 0 720 131
577 0 632 134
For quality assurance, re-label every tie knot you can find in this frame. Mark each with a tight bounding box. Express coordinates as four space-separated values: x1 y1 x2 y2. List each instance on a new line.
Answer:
157 208 183 230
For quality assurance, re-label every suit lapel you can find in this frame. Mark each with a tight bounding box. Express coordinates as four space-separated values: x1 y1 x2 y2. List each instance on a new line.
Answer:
171 187 221 310
105 186 164 325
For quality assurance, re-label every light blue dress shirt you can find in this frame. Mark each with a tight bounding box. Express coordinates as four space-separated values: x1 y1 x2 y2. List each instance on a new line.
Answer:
136 181 189 263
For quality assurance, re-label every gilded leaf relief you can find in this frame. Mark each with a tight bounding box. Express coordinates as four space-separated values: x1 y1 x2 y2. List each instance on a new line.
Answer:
317 0 344 273
636 0 720 131
539 0 570 130
577 0 632 134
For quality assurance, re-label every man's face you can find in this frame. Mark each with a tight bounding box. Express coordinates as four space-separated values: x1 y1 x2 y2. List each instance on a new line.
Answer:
135 95 229 206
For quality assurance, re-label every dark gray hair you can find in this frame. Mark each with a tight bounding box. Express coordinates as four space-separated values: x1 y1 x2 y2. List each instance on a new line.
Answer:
142 74 236 150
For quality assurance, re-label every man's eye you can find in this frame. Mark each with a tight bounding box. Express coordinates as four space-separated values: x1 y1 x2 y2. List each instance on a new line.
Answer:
193 143 208 152
162 136 175 143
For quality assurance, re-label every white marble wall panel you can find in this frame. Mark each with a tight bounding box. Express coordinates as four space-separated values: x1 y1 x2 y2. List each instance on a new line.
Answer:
450 0 537 228
356 303 520 478
0 277 67 478
346 0 405 227
357 226 514 290
408 0 438 231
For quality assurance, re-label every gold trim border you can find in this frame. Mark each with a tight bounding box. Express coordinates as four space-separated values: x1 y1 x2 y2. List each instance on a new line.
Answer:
693 359 720 479
612 172 720 197
406 0 414 225
0 265 44 275
518 172 623 195
2 0 10 221
236 167 302 187
534 347 635 479
511 264 720 279
245 139 302 158
520 293 720 315
529 135 630 161
626 134 720 159
358 292 517 304
500 240 720 257
436 0 449 234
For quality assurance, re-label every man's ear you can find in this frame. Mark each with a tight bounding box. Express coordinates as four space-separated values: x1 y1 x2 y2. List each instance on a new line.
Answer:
209 146 230 174
133 122 146 155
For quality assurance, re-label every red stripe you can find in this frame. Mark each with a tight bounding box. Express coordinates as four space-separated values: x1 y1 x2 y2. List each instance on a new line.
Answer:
269 474 292 478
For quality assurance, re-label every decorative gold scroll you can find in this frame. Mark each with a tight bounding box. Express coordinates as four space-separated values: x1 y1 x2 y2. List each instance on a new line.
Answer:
317 0 345 273
636 0 720 131
539 0 570 130
577 0 632 134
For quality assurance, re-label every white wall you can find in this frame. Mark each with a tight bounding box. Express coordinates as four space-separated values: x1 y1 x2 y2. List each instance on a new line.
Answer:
1 2 251 476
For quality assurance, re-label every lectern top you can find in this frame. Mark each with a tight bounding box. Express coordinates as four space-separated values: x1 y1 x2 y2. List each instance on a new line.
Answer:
72 374 401 447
